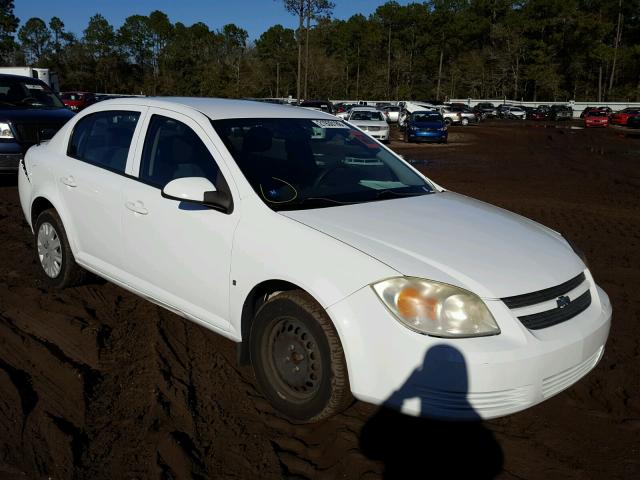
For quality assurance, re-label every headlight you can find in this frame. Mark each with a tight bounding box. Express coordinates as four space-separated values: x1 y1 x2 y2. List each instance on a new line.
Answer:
372 277 500 337
0 122 14 139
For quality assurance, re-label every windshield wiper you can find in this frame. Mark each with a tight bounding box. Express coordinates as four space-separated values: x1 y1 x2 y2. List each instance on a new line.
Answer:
276 196 355 211
373 189 430 200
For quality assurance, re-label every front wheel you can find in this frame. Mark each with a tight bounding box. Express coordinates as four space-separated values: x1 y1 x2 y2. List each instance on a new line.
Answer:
250 291 352 422
461 117 469 126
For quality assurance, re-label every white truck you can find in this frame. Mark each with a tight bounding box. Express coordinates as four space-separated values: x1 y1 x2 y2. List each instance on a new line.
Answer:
0 67 60 92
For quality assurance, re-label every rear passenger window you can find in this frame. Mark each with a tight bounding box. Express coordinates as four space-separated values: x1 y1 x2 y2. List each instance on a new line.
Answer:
68 111 140 173
139 114 222 189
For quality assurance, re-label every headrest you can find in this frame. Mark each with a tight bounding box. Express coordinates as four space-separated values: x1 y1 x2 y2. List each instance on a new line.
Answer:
243 126 272 153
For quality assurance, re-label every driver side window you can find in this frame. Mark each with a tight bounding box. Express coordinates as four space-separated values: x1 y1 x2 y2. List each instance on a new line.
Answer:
139 114 223 189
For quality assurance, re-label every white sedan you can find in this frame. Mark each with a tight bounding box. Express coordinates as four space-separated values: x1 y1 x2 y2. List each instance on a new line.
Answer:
18 97 611 422
346 107 390 142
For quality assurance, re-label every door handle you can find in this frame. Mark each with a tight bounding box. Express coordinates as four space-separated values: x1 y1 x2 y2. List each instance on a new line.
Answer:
60 175 77 187
125 200 148 215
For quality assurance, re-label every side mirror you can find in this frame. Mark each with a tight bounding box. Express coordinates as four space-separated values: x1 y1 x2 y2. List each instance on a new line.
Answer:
162 177 233 213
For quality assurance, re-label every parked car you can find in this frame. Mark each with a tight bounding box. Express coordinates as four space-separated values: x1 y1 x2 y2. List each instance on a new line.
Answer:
496 104 514 118
382 106 400 123
502 106 526 120
18 97 611 422
60 91 97 112
584 110 609 128
580 106 612 119
549 105 573 121
404 110 448 143
440 107 461 125
609 108 640 126
299 100 334 115
529 109 548 121
346 107 390 142
473 102 497 119
0 73 75 172
446 106 479 126
627 114 640 129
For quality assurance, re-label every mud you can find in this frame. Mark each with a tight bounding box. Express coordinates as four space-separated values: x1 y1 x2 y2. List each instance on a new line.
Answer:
0 120 638 479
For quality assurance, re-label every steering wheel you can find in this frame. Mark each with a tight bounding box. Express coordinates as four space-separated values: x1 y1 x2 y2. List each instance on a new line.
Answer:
312 163 349 188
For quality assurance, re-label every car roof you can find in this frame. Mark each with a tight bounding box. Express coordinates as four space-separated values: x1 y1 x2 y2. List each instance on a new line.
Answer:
96 96 337 120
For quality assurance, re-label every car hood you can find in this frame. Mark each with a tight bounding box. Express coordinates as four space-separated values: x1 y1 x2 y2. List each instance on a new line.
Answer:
280 192 583 299
0 107 75 122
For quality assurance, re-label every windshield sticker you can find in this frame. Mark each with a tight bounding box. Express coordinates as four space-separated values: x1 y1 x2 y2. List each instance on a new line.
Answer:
312 119 348 129
26 84 45 90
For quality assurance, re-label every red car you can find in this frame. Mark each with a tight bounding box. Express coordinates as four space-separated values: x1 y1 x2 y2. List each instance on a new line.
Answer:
529 110 548 121
60 91 97 112
609 108 640 126
584 110 609 128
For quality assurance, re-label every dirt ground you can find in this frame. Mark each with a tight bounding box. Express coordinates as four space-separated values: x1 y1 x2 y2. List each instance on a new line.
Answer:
0 120 639 479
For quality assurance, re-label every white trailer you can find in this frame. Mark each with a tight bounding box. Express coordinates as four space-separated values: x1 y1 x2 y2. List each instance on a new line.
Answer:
0 67 60 92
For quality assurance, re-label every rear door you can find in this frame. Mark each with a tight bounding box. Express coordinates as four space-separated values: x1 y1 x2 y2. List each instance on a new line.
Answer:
121 108 239 330
57 107 146 277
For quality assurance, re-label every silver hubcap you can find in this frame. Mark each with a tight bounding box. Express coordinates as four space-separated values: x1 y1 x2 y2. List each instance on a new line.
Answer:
37 222 62 278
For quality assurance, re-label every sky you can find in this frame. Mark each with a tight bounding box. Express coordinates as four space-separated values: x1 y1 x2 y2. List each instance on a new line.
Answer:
14 0 413 40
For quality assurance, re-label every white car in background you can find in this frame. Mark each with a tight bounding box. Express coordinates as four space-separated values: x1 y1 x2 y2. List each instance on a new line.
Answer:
18 97 611 423
346 107 390 142
382 106 400 123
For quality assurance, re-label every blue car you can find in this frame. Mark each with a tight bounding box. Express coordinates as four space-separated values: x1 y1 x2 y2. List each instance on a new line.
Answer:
404 111 448 144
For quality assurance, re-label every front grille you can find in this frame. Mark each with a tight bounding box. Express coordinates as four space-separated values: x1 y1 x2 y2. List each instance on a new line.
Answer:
367 126 381 131
517 290 592 330
13 122 65 144
502 273 585 308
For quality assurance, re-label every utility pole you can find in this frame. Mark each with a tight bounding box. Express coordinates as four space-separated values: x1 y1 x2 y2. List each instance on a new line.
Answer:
608 0 623 95
304 0 310 99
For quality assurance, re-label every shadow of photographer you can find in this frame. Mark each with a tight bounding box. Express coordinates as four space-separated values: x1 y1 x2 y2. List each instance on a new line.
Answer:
360 344 503 479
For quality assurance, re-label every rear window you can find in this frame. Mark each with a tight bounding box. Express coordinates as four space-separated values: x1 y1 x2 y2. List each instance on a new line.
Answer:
68 110 140 173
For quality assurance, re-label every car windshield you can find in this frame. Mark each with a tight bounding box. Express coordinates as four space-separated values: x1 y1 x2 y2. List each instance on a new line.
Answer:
211 118 434 211
0 78 64 108
61 93 84 100
351 111 384 121
589 111 608 117
412 112 441 122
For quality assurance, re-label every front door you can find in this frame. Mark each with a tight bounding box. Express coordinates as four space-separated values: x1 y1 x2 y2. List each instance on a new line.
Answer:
122 109 239 330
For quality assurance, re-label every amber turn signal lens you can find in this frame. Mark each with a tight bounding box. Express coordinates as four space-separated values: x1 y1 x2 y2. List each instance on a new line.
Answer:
397 287 437 321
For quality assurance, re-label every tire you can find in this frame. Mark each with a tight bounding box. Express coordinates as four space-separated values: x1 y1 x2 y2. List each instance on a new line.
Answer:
445 118 452 126
461 117 469 126
250 290 352 422
34 209 86 288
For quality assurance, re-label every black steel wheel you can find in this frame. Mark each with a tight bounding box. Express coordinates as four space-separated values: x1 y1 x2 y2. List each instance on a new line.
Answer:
250 290 352 422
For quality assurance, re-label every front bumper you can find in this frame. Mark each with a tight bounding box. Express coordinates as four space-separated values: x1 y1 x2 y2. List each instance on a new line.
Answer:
0 153 23 171
407 130 447 142
0 141 25 171
327 271 611 420
367 131 389 141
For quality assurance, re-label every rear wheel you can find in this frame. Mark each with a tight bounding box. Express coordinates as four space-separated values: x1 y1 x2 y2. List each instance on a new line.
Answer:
34 209 85 288
250 290 352 422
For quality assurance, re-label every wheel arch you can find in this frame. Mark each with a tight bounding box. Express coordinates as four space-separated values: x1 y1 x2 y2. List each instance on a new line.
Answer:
236 279 338 366
30 193 79 254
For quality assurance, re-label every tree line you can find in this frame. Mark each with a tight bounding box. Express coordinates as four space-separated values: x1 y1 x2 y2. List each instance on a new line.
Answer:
1 0 639 102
